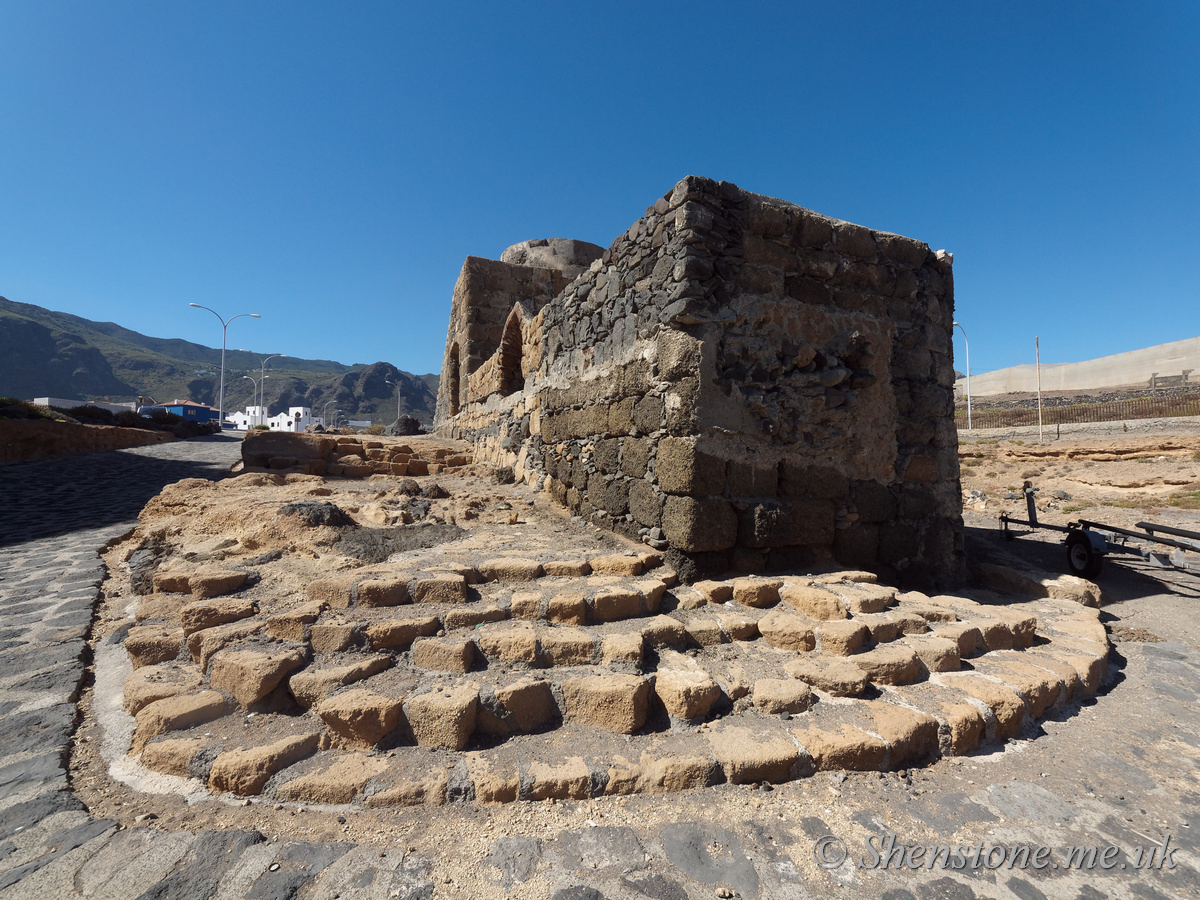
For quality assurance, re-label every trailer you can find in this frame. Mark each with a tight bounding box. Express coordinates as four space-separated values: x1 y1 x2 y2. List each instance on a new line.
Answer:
998 482 1200 578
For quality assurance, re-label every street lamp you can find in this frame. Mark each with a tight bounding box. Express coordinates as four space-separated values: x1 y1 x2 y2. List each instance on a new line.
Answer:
953 321 972 430
242 374 268 427
385 378 402 423
189 304 260 427
321 400 339 431
257 354 286 426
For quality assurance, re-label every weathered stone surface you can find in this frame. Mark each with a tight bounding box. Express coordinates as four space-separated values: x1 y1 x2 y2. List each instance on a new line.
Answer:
707 726 799 783
662 496 738 552
831 582 896 613
140 737 204 776
478 678 558 736
539 627 594 665
509 590 543 620
589 554 643 576
123 665 203 715
209 733 320 795
757 609 816 651
601 632 644 664
752 678 813 714
289 655 394 708
939 674 1026 739
180 598 257 636
133 691 232 752
902 635 961 673
783 656 870 696
413 637 475 672
869 701 939 766
849 644 922 685
125 625 183 668
267 598 325 641
477 624 540 663
732 578 782 608
479 558 544 582
561 675 649 733
209 647 308 707
310 621 362 653
525 757 593 801
547 591 587 624
931 621 983 657
405 683 479 750
277 753 390 804
593 587 643 623
187 619 263 671
779 583 846 620
640 614 688 648
365 614 440 650
793 723 887 771
410 573 469 603
316 688 405 749
188 569 248 600
693 580 733 604
816 620 870 656
306 575 360 609
654 666 721 719
356 577 411 607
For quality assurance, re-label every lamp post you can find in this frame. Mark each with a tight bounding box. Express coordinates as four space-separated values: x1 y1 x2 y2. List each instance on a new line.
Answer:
257 354 286 426
188 304 260 427
321 400 337 430
953 321 972 430
385 378 402 424
242 375 266 428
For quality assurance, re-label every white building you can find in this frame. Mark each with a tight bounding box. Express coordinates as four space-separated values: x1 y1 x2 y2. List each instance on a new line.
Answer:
230 406 325 432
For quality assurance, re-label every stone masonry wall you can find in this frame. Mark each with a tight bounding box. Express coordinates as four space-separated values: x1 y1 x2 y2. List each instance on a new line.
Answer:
435 176 964 588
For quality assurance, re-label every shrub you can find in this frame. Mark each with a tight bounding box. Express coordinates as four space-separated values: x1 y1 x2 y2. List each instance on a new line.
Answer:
67 405 116 425
365 423 386 435
253 423 270 431
114 410 147 428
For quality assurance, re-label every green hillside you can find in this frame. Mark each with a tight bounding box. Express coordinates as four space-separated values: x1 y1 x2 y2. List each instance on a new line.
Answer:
0 296 439 425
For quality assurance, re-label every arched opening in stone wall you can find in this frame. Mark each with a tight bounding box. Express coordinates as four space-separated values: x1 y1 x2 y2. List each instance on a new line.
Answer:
499 313 525 397
448 343 461 416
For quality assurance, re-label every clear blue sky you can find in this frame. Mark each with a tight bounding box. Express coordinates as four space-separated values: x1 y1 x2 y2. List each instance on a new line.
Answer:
2 2 1196 379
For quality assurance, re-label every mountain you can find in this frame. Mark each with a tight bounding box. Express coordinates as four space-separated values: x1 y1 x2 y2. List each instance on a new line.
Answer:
0 297 439 426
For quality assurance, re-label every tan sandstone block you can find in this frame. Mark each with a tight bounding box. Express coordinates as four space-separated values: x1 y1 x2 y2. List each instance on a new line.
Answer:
816 620 870 656
635 579 667 613
601 633 644 665
593 588 643 623
310 621 361 653
850 644 922 686
637 754 719 793
654 667 721 719
189 570 248 600
526 757 593 801
466 755 519 804
539 628 594 666
831 582 896 613
716 612 759 641
543 560 592 577
547 592 587 625
974 660 1060 719
938 702 986 755
901 635 961 673
140 737 204 777
509 591 543 620
443 605 507 630
123 665 203 715
940 674 1026 739
780 583 846 620
561 675 649 733
477 625 540 664
316 688 405 749
125 625 183 668
853 613 903 644
266 599 325 641
758 609 816 652
288 654 393 708
640 615 688 648
931 621 983 657
365 615 440 650
693 580 733 604
132 691 231 753
869 702 940 767
277 753 390 804
794 723 887 771
782 656 870 697
364 770 449 807
1016 652 1082 702
152 571 191 594
708 726 799 783
356 577 411 608
135 594 183 624
479 558 544 582
1046 648 1106 696
209 648 308 708
209 733 320 795
410 574 468 604
306 575 359 609
477 678 558 736
180 598 257 636
753 678 813 714
405 683 479 750
589 554 644 576
732 578 782 608
685 619 725 647
412 637 475 673
187 620 263 671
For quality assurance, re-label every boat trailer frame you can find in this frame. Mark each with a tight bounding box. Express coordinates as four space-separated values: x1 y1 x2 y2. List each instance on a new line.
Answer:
998 482 1200 578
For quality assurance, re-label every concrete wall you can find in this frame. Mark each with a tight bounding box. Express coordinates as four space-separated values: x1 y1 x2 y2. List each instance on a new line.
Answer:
435 176 965 588
957 336 1200 397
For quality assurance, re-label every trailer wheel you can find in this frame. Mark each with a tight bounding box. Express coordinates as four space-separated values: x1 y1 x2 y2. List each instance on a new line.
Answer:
1066 531 1103 578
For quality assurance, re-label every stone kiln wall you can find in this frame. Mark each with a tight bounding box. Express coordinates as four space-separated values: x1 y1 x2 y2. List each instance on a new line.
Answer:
435 176 964 587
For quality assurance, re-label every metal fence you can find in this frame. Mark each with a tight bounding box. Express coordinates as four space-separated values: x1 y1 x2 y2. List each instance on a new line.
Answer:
956 394 1200 430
